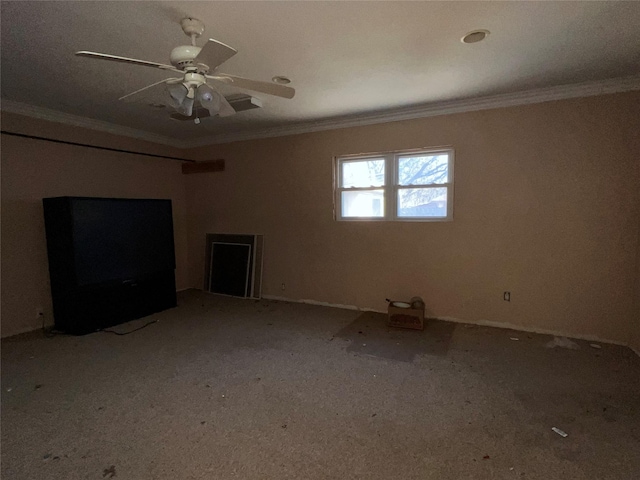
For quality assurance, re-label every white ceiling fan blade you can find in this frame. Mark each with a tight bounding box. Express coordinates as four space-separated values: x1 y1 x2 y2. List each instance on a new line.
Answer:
217 94 236 117
195 39 238 71
75 51 182 73
207 73 295 99
118 78 179 101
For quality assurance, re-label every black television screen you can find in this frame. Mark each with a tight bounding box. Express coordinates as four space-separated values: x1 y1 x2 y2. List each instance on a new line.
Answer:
71 198 176 286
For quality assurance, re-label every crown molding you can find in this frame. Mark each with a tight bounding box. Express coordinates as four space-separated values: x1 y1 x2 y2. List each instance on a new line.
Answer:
0 99 184 148
183 74 640 148
2 74 640 150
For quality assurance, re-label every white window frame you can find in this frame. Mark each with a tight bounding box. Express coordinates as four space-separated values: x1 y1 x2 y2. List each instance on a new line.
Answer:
335 147 454 222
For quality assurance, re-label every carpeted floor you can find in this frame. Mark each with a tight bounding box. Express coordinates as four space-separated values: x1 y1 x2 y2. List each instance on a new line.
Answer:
2 290 639 479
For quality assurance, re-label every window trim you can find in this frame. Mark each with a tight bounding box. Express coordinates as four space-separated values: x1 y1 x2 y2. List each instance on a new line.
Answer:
334 147 454 222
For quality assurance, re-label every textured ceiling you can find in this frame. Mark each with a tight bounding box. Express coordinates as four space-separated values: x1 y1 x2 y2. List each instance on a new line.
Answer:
2 1 640 142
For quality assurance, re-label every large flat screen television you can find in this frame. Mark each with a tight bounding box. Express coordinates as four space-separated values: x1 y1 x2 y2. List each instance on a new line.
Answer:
70 198 176 285
43 196 176 287
43 196 177 334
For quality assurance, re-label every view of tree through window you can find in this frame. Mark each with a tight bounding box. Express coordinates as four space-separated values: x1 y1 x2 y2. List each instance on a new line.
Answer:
342 159 385 187
397 154 449 218
398 154 449 185
336 149 453 220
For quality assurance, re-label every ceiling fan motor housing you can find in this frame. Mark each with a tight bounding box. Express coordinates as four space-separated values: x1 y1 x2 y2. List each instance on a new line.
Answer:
170 45 202 68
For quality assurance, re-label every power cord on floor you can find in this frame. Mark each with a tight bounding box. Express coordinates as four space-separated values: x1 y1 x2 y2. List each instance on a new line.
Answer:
44 329 73 337
41 310 159 337
100 319 159 336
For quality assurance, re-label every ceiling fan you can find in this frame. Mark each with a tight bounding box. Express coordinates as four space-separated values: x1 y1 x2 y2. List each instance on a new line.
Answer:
75 17 295 121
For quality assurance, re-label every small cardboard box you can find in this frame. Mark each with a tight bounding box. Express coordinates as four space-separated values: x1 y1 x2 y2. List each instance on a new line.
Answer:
388 303 425 330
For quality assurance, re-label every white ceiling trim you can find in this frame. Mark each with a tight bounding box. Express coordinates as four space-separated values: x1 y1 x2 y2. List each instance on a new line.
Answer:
2 74 639 150
0 99 180 147
185 74 640 147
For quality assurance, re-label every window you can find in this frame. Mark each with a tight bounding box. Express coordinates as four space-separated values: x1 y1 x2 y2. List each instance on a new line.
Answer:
335 148 454 221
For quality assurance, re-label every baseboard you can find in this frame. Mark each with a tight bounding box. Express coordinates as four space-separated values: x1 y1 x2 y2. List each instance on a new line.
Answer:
198 289 262 301
261 294 629 347
262 294 372 312
436 315 628 347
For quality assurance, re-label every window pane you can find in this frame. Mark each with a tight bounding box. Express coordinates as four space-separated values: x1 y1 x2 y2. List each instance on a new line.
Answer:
398 154 449 186
397 187 447 218
341 190 384 217
341 159 385 188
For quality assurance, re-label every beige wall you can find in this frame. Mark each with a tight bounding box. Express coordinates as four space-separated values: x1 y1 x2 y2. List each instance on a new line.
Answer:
186 92 640 345
2 93 639 346
634 201 640 355
1 113 190 337
628 98 640 356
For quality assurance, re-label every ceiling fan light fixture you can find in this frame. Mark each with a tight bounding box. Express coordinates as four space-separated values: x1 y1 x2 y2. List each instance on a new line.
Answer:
176 96 194 117
167 82 188 106
461 29 490 44
197 84 222 116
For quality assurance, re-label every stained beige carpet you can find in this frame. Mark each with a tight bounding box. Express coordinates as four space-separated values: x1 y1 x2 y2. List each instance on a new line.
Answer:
2 290 639 479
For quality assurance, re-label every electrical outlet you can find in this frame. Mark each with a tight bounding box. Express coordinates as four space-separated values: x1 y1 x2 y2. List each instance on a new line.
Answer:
503 291 511 302
281 283 286 291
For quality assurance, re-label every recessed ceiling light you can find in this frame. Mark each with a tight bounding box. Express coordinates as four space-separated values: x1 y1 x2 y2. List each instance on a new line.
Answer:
461 29 490 44
272 76 291 85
